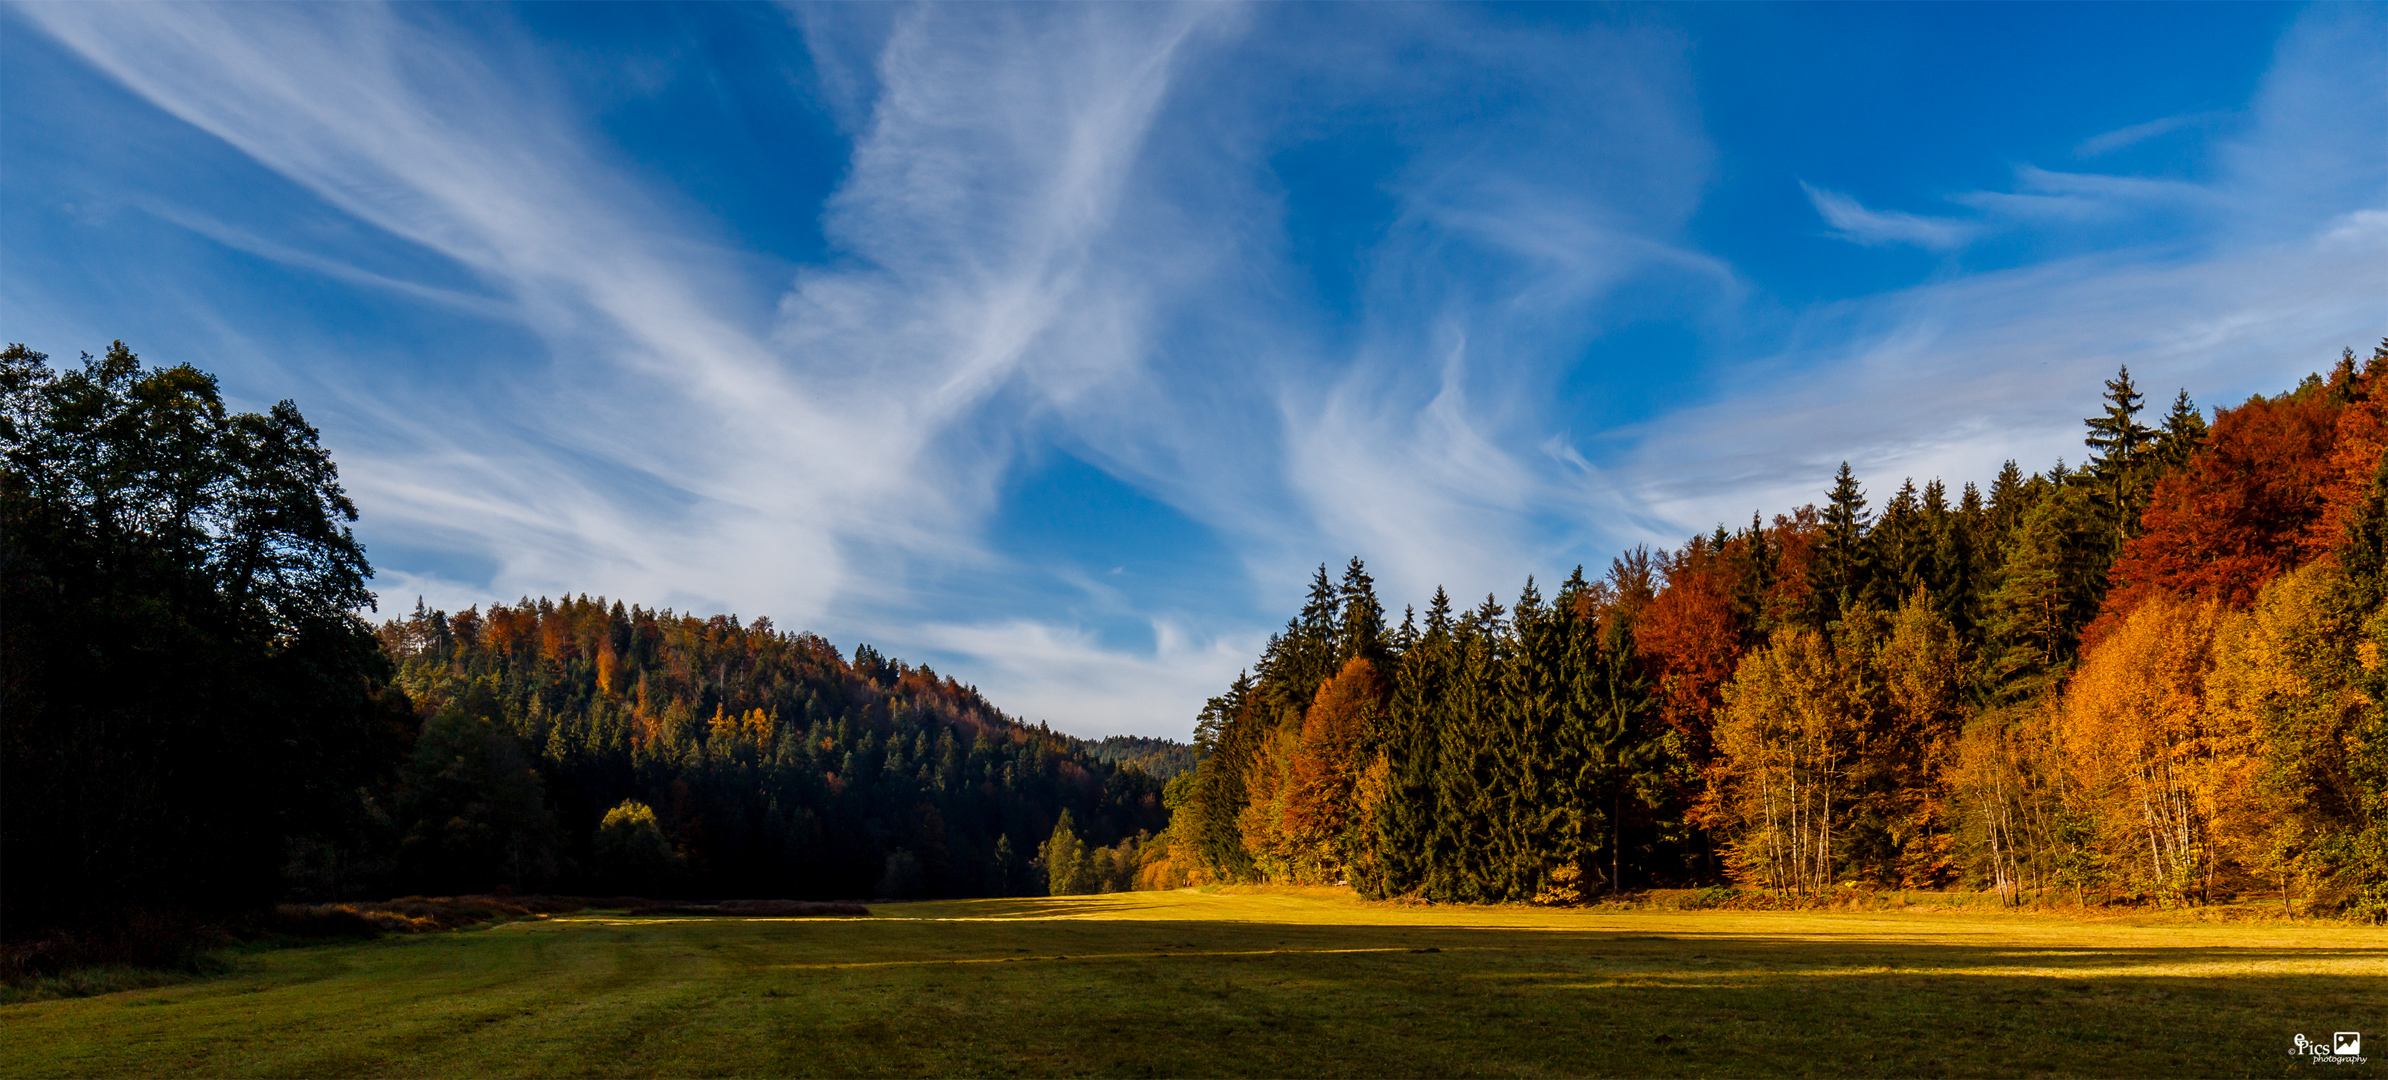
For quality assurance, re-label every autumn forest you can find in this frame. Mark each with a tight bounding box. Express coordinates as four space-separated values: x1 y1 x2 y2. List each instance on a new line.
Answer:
5 339 2386 946
1160 342 2388 918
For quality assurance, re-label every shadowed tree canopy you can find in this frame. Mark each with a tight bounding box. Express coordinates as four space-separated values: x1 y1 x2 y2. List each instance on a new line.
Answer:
2 342 406 934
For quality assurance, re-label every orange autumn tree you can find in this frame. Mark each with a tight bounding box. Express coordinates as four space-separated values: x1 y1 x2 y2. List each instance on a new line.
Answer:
2056 591 2254 904
1636 539 1747 757
2091 383 2344 639
2306 343 2388 558
1238 656 1385 883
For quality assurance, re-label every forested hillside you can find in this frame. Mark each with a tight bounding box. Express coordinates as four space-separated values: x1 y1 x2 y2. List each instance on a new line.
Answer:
2 342 1176 946
1155 345 2388 918
368 598 1168 901
11 339 2385 943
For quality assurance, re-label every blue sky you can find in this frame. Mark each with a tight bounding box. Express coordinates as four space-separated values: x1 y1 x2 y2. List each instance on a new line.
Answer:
6 3 2383 739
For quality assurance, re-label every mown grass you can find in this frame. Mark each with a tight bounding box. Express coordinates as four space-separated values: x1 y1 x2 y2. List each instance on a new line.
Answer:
3 887 2380 1078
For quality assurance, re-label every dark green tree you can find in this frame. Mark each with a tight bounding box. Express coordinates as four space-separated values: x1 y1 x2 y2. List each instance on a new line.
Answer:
2152 389 2209 473
1819 462 1874 616
1979 486 2102 700
1364 591 1451 898
2 342 401 934
397 695 559 893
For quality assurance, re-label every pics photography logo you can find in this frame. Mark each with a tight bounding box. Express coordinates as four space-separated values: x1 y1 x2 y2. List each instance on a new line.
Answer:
2291 1032 2366 1065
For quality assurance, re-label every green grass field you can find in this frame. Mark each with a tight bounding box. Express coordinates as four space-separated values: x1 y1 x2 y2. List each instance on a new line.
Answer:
4 888 2381 1078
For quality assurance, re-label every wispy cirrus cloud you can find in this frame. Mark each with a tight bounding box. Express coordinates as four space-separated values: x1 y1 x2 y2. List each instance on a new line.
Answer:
2074 110 2229 158
1627 6 2387 538
1801 182 1976 250
16 2 1257 732
8 2 2380 740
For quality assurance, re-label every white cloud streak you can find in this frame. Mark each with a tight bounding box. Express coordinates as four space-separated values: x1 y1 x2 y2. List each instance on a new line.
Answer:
1626 6 2387 537
2074 111 2227 158
1802 182 1976 250
18 2 1250 735
13 2 2382 739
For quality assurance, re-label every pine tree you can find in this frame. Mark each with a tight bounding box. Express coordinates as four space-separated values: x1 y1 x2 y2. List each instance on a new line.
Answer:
1365 595 1447 898
1493 578 1571 901
1985 459 2030 542
1934 482 1986 635
2084 366 2152 474
1188 674 1261 881
1566 574 1656 896
1980 486 2100 699
1868 478 1928 608
2084 366 2158 562
2153 389 2209 473
1426 596 1507 902
1337 557 1388 665
1820 462 1874 615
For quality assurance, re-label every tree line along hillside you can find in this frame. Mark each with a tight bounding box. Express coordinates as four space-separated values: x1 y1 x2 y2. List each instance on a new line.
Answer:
8 339 2386 942
1146 344 2388 919
368 597 1169 901
1 342 1173 944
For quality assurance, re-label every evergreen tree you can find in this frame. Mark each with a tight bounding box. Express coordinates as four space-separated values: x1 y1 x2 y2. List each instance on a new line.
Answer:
2083 366 2158 561
1366 591 1450 898
2153 389 2209 473
1868 478 1929 608
1425 596 1506 902
1188 674 1262 881
1337 557 1388 666
1934 482 1987 635
1566 572 1657 895
1985 459 2030 544
1980 486 2101 699
1491 578 1568 900
1820 462 1873 615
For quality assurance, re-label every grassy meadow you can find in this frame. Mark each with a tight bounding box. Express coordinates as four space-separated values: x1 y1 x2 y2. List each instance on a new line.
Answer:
3 887 2381 1078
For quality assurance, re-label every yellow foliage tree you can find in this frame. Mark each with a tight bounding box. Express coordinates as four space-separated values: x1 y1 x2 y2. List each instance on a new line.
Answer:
1235 720 1303 880
1709 627 1850 893
2057 592 2255 904
1708 595 1969 893
1949 702 2071 902
2207 561 2369 911
1874 596 1970 885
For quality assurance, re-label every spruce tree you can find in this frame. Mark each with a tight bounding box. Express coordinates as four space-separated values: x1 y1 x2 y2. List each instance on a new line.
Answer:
1564 573 1655 896
1366 598 1444 898
1188 674 1261 881
1493 577 1569 901
2152 389 2209 473
1934 482 1985 635
2083 366 2156 553
1820 462 1874 616
1426 596 1506 902
1868 478 1927 608
1979 487 2100 700
1042 810 1089 896
1337 557 1388 665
